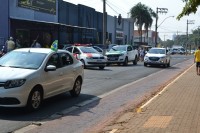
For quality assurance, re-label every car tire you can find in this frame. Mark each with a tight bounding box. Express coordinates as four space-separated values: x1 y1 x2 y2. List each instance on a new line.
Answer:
26 88 43 112
70 78 82 97
144 63 147 67
99 66 105 70
123 57 128 66
167 61 170 67
81 60 86 69
133 56 138 65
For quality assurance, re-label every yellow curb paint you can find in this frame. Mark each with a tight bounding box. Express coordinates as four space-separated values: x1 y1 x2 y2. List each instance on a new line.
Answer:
109 129 118 133
136 107 142 113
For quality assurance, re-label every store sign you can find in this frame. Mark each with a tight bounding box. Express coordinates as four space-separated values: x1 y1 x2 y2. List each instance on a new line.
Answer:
18 0 56 15
116 31 123 39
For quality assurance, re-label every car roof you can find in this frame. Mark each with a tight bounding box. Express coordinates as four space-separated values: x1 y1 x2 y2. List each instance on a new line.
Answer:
13 48 67 54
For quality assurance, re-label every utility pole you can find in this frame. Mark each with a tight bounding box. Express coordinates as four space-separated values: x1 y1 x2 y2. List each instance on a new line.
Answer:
186 19 194 54
155 7 168 47
103 0 106 55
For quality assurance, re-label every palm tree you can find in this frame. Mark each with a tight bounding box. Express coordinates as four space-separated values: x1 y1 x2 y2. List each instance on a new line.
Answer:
130 2 156 45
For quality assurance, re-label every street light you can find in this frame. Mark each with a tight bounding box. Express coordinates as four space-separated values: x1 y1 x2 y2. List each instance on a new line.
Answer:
157 16 174 28
186 19 194 54
103 0 106 55
155 7 168 47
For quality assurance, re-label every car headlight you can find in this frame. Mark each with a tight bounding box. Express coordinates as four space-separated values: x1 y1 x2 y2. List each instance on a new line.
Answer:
160 56 166 59
119 53 125 56
4 79 26 89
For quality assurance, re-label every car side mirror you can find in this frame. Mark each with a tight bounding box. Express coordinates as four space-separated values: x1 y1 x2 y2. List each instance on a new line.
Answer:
45 65 56 72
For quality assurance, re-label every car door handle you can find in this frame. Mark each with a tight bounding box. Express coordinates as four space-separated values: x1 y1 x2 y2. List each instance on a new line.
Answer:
59 72 64 76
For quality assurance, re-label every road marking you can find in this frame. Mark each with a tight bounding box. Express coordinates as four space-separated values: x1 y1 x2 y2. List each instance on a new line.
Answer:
109 129 118 133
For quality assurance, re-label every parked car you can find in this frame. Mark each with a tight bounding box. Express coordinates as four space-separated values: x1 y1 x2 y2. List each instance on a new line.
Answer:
106 45 138 66
65 46 107 69
0 48 84 111
144 47 171 67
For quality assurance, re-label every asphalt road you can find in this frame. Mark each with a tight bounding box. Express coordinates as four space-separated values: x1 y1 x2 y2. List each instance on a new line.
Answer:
0 54 193 133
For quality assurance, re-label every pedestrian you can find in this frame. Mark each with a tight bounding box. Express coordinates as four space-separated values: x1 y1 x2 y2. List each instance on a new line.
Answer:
5 37 15 52
194 46 200 75
139 48 144 61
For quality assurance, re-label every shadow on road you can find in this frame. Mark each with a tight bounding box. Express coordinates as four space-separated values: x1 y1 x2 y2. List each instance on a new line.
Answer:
0 93 100 122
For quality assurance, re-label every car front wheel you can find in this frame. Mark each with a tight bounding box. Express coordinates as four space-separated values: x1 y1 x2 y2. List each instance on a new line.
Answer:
99 66 105 70
70 78 82 97
81 60 86 69
123 57 128 66
133 56 138 65
26 88 42 111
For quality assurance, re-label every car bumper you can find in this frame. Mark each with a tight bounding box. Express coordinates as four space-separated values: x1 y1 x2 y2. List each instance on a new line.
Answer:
107 56 125 63
0 86 29 107
144 60 167 65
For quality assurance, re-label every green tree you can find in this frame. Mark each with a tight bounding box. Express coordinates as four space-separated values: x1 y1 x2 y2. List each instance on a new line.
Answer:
177 0 200 20
130 2 156 44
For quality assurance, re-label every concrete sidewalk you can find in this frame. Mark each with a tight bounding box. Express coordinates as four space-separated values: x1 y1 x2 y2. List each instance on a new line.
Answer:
101 64 200 133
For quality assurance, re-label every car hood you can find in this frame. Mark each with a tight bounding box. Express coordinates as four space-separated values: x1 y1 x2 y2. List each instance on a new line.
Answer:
146 53 166 57
106 51 125 55
82 53 104 57
0 67 36 81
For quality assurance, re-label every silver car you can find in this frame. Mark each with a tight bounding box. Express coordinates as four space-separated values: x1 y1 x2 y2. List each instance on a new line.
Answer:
0 48 84 111
144 48 171 67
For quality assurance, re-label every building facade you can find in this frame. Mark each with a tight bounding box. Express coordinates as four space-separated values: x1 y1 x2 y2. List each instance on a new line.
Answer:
0 0 134 49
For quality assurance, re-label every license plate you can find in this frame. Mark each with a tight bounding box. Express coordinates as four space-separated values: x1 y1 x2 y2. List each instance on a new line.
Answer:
109 57 116 61
97 60 102 62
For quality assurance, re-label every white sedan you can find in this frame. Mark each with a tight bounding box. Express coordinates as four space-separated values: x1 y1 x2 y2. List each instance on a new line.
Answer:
0 48 84 111
66 46 107 69
144 48 171 67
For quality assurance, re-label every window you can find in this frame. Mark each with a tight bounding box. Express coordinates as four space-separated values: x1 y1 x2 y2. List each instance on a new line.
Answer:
60 53 73 66
73 47 80 54
47 54 61 68
66 47 73 52
127 46 132 51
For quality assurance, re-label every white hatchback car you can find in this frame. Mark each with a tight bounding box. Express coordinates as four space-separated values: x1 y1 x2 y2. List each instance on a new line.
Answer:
0 48 84 111
144 48 171 67
66 46 107 69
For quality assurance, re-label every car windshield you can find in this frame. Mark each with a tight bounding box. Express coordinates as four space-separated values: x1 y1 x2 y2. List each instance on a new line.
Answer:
79 47 98 53
110 46 126 52
0 51 47 69
148 49 165 54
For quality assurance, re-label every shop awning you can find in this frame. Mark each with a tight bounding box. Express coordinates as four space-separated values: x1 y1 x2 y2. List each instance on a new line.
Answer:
10 17 96 30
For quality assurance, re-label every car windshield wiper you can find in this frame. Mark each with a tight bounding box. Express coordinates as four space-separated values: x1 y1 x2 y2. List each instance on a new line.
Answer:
7 66 22 68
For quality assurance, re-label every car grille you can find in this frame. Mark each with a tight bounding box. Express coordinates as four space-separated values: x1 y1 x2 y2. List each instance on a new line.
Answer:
0 82 5 87
107 54 120 58
92 57 104 59
0 97 20 105
149 57 160 61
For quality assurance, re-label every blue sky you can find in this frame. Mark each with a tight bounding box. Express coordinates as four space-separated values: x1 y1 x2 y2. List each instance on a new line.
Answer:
64 0 200 41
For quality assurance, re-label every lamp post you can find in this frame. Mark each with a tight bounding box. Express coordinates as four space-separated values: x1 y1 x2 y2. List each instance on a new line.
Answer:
155 7 168 47
103 0 106 55
186 19 194 54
